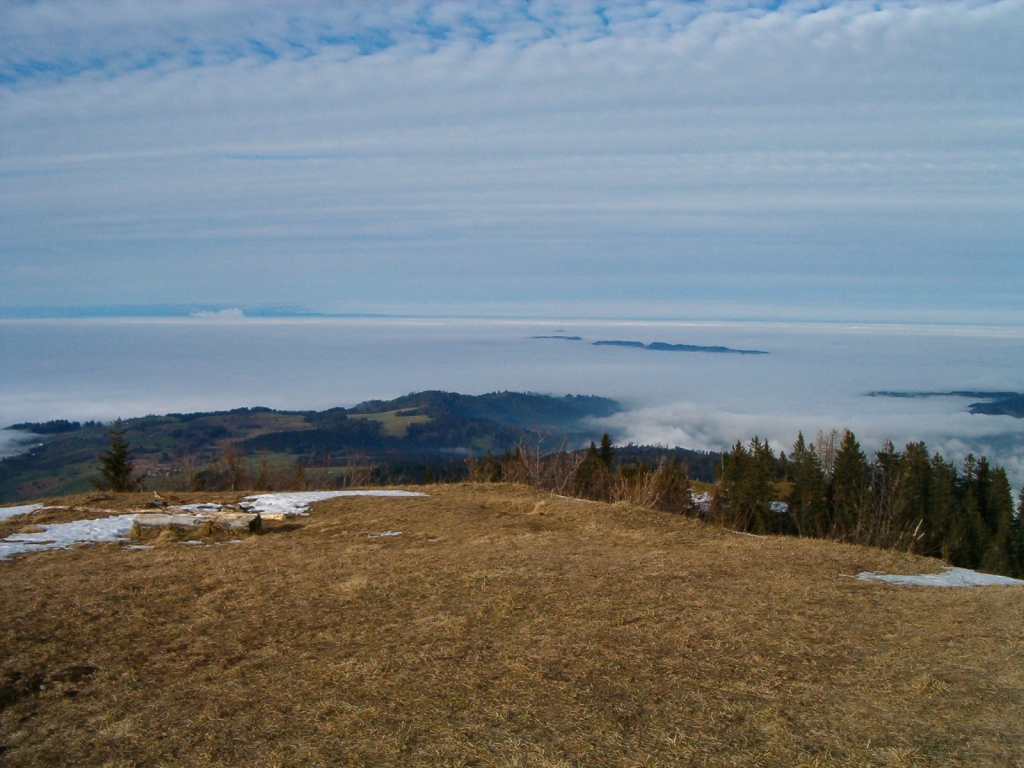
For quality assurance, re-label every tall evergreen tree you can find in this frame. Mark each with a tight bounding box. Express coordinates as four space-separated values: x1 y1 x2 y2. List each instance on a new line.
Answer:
829 430 870 541
714 441 752 529
92 419 140 492
866 440 904 547
950 455 991 568
888 442 934 552
927 452 960 561
715 438 776 533
789 432 828 537
979 467 1017 576
748 438 780 534
598 433 615 470
1013 488 1024 578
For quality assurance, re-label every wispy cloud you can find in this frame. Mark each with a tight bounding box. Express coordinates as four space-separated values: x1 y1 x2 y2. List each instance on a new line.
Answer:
1 2 1022 319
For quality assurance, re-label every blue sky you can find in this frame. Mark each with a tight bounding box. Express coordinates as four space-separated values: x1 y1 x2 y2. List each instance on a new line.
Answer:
2 1 1022 322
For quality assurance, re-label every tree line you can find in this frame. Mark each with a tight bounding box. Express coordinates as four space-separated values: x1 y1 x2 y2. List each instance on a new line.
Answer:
714 430 1024 578
92 419 1024 578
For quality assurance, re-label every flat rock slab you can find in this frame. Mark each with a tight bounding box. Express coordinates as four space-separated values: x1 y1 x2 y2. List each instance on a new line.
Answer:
134 512 261 533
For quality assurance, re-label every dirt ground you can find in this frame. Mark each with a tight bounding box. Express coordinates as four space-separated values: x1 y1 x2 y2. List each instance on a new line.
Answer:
1 485 1022 767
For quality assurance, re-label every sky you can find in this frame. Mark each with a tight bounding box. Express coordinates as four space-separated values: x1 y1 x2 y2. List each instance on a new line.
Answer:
2 0 1022 322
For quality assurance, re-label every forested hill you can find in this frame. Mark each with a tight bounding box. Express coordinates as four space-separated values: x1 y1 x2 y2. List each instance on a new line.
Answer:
0 392 622 502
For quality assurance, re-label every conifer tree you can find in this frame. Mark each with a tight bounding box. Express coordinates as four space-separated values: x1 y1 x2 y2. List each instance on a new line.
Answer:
598 433 615 470
894 442 932 547
93 419 140 492
829 430 870 540
714 441 748 528
748 437 779 534
1014 487 1024 578
789 432 828 537
979 467 1016 576
928 452 960 561
951 455 991 568
715 438 776 533
705 427 1022 577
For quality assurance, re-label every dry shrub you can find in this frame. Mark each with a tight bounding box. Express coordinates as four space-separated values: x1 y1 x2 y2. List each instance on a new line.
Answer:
499 440 585 497
610 459 695 515
497 442 697 517
340 454 377 488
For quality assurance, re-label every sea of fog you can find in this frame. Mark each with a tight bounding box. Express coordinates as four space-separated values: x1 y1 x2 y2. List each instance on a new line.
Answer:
2 317 1024 484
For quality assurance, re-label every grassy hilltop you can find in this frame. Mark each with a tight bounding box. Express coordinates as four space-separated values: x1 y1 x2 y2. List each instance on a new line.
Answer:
2 485 1023 766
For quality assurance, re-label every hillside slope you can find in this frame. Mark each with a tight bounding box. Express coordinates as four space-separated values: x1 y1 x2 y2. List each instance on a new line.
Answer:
1 485 1022 766
0 391 625 502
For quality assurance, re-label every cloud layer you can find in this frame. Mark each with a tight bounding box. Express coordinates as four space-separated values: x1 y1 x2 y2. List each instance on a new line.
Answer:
2 1 1022 319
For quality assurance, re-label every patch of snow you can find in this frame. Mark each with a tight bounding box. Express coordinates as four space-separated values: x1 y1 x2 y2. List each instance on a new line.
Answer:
239 490 427 518
215 539 244 545
0 514 137 560
365 530 402 538
853 567 1024 588
123 544 155 551
174 503 226 512
770 501 788 515
180 540 204 546
0 503 43 522
691 492 712 513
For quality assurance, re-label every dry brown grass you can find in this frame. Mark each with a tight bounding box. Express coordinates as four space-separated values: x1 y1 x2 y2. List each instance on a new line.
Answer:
1 484 1023 767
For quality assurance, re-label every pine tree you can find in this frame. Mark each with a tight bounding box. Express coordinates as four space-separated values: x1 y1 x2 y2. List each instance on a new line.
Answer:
951 455 990 568
894 442 931 546
829 430 870 541
868 440 905 548
714 438 775 533
1013 488 1024 578
979 467 1016 576
93 419 140 492
598 433 615 470
748 437 779 534
789 432 828 537
928 452 960 561
714 441 751 529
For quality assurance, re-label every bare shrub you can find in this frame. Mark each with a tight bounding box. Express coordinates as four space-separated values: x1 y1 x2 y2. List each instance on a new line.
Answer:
253 454 272 491
501 439 585 497
500 440 697 517
340 454 377 488
221 443 248 492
